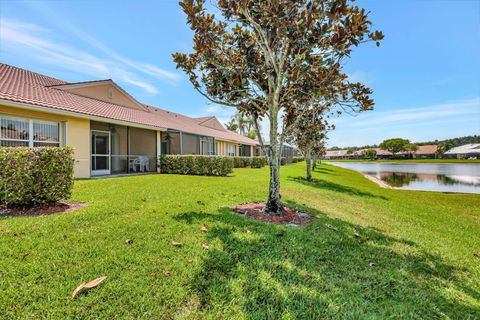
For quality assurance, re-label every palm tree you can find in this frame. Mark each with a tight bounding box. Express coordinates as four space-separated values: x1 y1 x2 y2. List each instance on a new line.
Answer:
226 112 258 138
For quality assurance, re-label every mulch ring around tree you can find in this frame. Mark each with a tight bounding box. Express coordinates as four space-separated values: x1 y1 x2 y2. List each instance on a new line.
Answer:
0 202 86 218
234 203 315 226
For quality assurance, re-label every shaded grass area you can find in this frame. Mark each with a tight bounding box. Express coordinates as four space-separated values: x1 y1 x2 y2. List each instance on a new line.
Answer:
0 164 479 319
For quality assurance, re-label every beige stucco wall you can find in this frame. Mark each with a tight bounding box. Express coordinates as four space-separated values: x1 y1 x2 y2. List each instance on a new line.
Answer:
0 104 91 178
215 140 246 156
63 84 144 111
201 117 225 131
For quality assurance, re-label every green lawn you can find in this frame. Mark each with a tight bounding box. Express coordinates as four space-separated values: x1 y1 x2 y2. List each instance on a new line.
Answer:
1 163 479 319
325 158 480 163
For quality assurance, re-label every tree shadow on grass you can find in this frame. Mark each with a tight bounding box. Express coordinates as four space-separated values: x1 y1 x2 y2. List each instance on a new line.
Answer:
288 176 388 200
313 165 337 175
173 206 479 319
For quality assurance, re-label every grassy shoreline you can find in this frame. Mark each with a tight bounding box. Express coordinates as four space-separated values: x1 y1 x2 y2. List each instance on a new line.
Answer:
1 163 479 318
324 158 480 164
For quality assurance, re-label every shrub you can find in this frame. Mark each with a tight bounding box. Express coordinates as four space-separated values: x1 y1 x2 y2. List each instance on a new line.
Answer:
233 156 250 168
292 157 304 163
0 147 75 207
250 157 266 168
232 156 266 168
159 155 233 176
280 157 287 166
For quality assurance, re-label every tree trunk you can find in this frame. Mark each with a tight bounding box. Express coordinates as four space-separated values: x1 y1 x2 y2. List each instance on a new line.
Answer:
265 107 283 215
266 159 282 215
305 149 312 181
312 156 317 170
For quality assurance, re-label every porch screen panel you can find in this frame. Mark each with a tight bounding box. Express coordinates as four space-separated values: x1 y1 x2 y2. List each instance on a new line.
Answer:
182 133 198 154
110 125 128 174
164 132 180 154
130 127 157 172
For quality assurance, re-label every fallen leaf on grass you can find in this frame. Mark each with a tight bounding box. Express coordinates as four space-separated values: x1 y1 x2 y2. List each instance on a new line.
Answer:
13 232 23 237
21 252 30 260
303 274 311 281
245 230 252 234
187 259 193 264
171 241 183 247
163 271 172 277
369 262 375 267
72 276 107 299
200 224 208 232
125 239 133 245
202 243 209 250
354 232 360 238
325 224 338 231
473 253 480 259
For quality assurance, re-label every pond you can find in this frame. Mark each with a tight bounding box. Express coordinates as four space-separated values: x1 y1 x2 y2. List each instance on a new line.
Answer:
329 162 480 194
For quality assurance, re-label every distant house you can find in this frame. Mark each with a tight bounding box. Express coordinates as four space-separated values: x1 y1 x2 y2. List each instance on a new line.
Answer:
412 145 438 159
324 149 349 159
444 144 480 159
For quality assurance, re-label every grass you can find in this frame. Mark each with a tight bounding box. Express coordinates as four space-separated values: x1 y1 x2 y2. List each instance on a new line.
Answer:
325 158 480 163
1 163 479 319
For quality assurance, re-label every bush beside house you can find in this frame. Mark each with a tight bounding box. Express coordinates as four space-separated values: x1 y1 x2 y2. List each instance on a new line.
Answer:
233 157 266 168
159 155 234 176
292 157 304 163
0 147 75 207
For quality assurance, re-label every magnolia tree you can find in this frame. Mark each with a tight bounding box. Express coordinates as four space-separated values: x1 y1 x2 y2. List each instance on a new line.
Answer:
173 0 383 214
287 107 331 181
311 136 327 170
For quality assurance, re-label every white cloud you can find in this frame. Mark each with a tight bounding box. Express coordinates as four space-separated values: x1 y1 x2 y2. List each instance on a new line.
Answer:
0 18 180 94
332 97 480 129
328 97 480 147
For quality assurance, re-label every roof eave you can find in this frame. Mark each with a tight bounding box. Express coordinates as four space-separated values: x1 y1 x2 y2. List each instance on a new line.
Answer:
0 98 168 132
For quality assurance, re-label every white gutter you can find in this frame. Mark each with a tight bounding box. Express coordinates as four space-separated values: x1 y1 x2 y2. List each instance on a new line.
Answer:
0 99 167 132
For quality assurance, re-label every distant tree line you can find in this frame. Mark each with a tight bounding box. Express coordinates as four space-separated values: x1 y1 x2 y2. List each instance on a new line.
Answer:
328 135 479 151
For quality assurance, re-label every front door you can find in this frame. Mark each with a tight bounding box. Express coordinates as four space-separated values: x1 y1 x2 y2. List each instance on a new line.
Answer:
91 130 110 176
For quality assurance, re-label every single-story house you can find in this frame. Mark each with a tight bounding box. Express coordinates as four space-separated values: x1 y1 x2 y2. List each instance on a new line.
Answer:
412 145 438 159
444 144 480 159
0 63 260 178
324 149 349 159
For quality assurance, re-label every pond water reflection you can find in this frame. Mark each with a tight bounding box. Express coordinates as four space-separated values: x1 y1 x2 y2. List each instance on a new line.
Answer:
330 162 480 194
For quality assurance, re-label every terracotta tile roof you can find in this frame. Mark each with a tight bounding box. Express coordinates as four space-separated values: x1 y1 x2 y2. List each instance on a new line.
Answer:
415 145 437 155
0 63 258 145
325 150 348 157
193 116 214 124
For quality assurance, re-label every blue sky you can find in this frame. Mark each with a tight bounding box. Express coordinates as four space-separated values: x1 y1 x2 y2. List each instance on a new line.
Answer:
0 0 479 147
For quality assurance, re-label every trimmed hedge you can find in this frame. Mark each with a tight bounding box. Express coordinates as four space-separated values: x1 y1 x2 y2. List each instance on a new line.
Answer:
292 157 305 163
159 155 233 176
250 157 266 168
232 156 266 168
0 147 75 207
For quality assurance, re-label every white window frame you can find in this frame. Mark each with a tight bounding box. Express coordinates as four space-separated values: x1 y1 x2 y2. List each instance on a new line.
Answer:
91 130 111 176
0 115 60 147
227 144 236 156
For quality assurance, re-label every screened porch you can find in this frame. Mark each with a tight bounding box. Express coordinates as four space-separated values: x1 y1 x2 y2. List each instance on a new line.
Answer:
91 121 158 176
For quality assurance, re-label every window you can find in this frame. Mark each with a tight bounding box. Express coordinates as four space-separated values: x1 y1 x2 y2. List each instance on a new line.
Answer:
33 120 60 146
227 144 236 156
0 115 60 147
